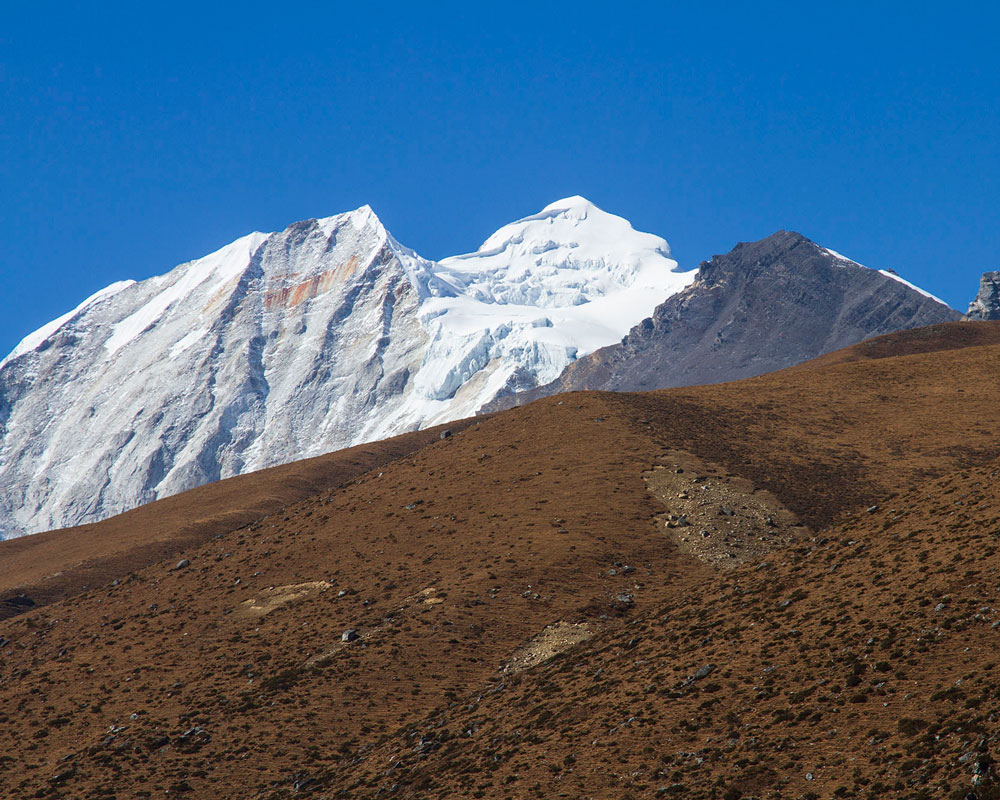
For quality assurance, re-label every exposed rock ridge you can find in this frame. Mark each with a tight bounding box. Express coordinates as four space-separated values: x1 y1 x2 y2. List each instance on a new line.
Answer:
964 270 1000 320
487 230 960 409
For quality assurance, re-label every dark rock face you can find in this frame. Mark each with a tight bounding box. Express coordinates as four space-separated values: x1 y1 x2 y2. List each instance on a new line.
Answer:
489 231 960 406
965 271 1000 320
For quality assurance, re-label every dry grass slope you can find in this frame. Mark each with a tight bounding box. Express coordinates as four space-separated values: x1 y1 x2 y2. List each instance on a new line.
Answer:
0 419 476 619
2 321 1000 799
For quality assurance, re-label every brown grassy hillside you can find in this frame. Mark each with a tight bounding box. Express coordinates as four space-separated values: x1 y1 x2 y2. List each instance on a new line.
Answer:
0 420 476 620
3 322 1000 799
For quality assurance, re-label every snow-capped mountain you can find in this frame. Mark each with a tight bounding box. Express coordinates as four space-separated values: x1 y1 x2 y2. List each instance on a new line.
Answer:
396 196 694 431
0 197 695 538
488 230 961 408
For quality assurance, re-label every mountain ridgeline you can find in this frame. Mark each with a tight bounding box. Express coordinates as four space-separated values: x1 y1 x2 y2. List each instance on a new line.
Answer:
487 230 961 408
0 198 692 538
0 207 967 539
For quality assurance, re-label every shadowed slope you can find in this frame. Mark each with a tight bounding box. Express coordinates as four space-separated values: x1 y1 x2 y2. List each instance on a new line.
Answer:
787 319 1000 369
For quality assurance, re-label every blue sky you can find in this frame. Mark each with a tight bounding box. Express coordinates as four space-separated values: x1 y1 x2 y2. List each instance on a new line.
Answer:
2 2 998 356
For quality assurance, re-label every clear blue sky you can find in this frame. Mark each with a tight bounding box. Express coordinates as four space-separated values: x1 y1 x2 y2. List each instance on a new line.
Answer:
2 2 998 356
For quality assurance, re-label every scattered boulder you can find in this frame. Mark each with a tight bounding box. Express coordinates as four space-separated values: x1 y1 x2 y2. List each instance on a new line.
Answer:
292 772 316 792
50 768 75 785
681 664 716 687
173 726 210 753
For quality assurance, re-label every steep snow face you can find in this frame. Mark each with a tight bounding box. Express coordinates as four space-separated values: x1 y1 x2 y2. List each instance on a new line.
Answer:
388 197 696 431
0 197 693 538
103 232 269 357
0 280 136 369
0 207 434 537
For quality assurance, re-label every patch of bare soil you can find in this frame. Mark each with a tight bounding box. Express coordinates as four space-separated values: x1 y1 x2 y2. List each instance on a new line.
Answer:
237 581 332 618
502 621 594 673
645 449 808 567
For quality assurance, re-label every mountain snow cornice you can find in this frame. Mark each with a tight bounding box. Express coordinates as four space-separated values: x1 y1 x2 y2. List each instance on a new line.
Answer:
0 197 695 537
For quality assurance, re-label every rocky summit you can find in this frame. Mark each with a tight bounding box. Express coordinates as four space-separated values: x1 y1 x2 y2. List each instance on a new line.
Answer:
965 271 1000 320
491 230 960 408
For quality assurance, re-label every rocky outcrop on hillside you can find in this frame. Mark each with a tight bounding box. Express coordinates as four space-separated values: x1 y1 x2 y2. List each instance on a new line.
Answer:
965 270 1000 320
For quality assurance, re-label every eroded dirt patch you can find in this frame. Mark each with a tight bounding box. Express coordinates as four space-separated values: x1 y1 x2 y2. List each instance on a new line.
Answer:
645 449 809 567
502 621 594 674
237 580 331 618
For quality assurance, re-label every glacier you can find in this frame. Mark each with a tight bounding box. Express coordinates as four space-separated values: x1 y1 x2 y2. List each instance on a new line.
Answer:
0 196 695 538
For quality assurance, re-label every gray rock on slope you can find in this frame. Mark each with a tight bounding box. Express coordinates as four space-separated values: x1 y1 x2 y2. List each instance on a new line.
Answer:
490 230 960 405
964 271 1000 320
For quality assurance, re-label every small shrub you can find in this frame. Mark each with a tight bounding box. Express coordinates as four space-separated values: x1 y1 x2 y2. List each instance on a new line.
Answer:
897 717 929 736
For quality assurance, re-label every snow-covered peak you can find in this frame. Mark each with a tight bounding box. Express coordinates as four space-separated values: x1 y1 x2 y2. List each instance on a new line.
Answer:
437 196 687 308
542 194 595 211
314 204 382 241
396 198 697 419
535 194 601 220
